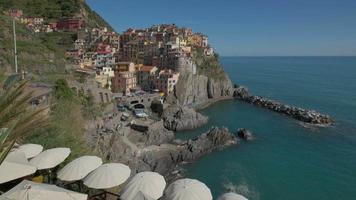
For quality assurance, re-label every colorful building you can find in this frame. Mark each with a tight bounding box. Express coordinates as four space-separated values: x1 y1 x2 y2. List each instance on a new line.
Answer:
57 18 85 31
112 62 137 94
95 66 115 90
8 9 23 19
154 70 180 95
137 66 158 91
112 71 137 94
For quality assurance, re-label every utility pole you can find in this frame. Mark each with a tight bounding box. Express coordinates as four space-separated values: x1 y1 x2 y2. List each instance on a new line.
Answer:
13 19 18 74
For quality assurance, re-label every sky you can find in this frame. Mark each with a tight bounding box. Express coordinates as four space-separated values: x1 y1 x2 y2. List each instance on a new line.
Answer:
86 0 356 56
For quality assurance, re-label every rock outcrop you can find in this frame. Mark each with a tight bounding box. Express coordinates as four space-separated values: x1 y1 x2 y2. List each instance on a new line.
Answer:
134 127 238 177
178 127 237 161
174 73 234 107
234 87 333 125
237 128 254 140
88 122 237 180
162 105 208 131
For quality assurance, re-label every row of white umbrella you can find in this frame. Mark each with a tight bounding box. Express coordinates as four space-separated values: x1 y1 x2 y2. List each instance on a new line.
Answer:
0 145 71 184
0 144 248 200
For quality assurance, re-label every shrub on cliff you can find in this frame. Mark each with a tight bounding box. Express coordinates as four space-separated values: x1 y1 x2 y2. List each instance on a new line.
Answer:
192 47 226 80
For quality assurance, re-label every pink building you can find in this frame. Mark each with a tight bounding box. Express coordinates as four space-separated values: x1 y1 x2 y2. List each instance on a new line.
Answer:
8 9 23 19
154 69 179 95
112 63 137 94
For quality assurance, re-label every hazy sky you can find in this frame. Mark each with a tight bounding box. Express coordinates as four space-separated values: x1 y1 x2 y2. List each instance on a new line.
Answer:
87 0 356 56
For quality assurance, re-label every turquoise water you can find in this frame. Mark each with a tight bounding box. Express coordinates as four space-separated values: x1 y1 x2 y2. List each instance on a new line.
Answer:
177 57 356 200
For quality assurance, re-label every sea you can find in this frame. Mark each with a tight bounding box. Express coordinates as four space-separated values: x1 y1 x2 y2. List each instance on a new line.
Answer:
177 57 356 200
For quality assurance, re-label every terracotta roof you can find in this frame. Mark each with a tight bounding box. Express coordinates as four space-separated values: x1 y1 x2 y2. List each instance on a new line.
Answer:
140 66 156 72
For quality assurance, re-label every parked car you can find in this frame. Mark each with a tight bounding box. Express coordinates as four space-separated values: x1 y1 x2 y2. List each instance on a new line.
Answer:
133 109 148 118
117 104 126 111
121 112 130 121
124 103 133 110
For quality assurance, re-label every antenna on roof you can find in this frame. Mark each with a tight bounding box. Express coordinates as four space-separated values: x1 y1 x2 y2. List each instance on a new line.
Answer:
12 19 18 74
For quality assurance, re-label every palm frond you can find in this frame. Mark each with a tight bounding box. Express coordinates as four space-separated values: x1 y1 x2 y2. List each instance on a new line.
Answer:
0 72 50 164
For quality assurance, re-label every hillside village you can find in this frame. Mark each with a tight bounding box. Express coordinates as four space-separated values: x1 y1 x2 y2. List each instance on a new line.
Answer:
0 5 240 199
6 8 215 100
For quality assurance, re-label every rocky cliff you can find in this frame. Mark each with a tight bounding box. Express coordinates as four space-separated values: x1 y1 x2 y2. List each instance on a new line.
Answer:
174 72 234 107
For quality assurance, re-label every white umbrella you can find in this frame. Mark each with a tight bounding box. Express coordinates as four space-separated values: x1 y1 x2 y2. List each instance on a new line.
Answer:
29 148 70 170
133 191 155 200
57 156 102 182
0 180 87 200
17 144 43 159
83 163 131 189
164 178 212 200
0 151 37 184
121 171 166 200
217 193 248 200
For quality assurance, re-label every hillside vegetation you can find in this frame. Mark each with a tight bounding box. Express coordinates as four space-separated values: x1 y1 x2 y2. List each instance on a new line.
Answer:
0 1 112 159
0 0 114 80
192 47 226 80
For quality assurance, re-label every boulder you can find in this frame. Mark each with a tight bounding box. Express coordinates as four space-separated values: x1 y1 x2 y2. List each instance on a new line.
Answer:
162 105 208 131
237 128 253 140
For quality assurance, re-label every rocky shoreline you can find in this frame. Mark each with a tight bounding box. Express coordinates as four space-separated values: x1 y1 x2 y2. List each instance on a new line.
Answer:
86 114 238 182
233 87 333 125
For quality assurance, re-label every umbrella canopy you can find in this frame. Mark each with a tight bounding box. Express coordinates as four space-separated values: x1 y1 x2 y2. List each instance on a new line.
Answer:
29 148 70 170
217 193 248 200
164 178 212 200
57 156 102 182
0 180 87 200
121 171 166 200
83 163 131 189
16 144 43 159
0 151 37 184
133 191 155 200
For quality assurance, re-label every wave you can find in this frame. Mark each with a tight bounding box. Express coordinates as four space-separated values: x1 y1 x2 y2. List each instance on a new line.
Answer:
222 181 260 200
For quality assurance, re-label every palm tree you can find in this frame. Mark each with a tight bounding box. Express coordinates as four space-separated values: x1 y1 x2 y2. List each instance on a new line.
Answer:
0 72 49 164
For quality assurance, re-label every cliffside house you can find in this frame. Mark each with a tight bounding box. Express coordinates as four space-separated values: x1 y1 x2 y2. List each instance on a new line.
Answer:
187 33 208 47
115 62 135 72
8 9 23 19
95 66 115 90
57 18 85 31
112 62 137 94
137 66 158 91
154 69 179 95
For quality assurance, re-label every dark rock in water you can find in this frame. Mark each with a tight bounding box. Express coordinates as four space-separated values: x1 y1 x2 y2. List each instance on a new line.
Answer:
233 86 333 125
237 128 253 140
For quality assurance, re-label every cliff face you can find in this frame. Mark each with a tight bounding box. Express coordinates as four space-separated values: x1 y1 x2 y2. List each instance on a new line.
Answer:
174 72 233 107
173 47 234 107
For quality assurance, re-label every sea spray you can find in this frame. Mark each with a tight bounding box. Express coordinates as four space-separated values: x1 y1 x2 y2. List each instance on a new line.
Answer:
222 181 260 200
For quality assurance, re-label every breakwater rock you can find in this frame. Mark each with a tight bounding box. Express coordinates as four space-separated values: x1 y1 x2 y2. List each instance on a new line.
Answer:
162 105 209 131
233 87 333 125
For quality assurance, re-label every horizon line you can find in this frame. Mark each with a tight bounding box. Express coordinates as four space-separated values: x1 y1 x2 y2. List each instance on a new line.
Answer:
220 55 356 57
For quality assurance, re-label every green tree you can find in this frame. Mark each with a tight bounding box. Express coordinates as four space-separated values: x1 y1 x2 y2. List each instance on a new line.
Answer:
54 78 74 100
